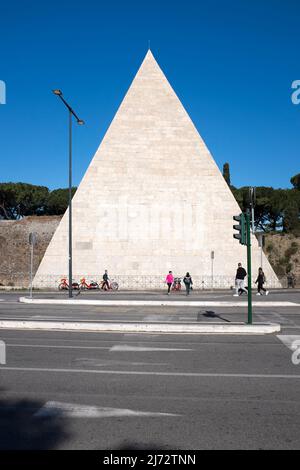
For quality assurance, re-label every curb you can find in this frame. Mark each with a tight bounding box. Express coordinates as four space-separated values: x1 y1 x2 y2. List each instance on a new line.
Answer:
0 320 281 334
19 297 300 308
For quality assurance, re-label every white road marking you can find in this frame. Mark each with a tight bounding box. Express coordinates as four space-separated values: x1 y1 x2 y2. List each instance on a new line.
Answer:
123 334 162 339
30 316 120 322
34 401 178 418
109 345 192 352
1 366 300 379
277 335 300 351
74 358 168 367
0 340 5 364
143 315 174 321
6 344 109 350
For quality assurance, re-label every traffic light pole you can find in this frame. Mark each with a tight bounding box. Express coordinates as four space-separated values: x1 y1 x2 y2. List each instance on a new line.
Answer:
233 211 253 324
246 211 252 324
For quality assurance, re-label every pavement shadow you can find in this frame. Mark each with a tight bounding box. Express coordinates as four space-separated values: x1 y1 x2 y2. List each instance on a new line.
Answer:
0 396 69 449
199 310 231 323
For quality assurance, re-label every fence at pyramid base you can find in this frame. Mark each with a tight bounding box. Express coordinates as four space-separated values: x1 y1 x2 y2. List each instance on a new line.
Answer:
31 274 282 290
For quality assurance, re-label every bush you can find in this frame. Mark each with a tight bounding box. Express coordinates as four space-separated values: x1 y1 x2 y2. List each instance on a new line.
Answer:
279 256 289 266
285 245 298 259
274 264 285 277
286 263 293 273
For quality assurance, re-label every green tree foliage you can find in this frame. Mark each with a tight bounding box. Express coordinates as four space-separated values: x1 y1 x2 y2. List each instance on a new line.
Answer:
232 186 300 233
0 182 49 219
283 191 300 235
0 182 77 219
222 162 231 186
291 173 300 190
45 187 77 215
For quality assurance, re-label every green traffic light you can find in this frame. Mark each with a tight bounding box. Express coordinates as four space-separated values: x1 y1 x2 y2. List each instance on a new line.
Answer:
233 213 247 245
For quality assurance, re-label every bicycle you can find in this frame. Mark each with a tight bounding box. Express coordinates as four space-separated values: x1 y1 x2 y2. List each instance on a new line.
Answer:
172 277 182 291
101 279 119 291
79 278 100 290
58 278 80 291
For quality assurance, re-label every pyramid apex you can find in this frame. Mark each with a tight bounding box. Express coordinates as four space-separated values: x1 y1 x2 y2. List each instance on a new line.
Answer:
136 48 162 78
143 48 157 62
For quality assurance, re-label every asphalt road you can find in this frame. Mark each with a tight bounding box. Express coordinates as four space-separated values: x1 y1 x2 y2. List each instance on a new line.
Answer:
1 290 300 325
0 291 300 450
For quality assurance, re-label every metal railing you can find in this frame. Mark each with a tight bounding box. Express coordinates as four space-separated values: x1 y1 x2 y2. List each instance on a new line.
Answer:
29 273 283 290
0 271 291 290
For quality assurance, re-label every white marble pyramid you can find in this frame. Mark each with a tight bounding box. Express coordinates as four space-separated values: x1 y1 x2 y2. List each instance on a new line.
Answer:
34 51 280 288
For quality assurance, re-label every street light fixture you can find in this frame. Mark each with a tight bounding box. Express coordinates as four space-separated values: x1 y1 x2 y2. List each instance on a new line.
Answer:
52 89 84 298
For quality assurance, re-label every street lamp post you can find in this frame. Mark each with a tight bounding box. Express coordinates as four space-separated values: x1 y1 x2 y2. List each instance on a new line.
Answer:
249 187 256 233
52 89 84 298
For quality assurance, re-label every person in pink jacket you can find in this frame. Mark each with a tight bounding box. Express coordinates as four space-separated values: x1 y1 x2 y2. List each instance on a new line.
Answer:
165 271 174 295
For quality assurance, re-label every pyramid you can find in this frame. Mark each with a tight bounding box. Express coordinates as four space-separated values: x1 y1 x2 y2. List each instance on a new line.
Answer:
34 51 280 288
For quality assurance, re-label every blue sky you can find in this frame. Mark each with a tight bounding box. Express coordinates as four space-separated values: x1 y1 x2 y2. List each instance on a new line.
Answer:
0 0 299 190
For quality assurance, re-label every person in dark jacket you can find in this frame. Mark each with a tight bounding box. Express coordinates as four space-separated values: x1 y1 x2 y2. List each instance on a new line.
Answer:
183 272 193 296
233 263 247 296
255 267 269 295
102 270 110 290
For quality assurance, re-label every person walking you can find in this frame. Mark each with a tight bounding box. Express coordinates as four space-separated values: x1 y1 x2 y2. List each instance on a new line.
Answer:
233 263 248 297
102 270 110 290
183 272 193 296
287 271 296 288
255 267 269 295
165 271 174 295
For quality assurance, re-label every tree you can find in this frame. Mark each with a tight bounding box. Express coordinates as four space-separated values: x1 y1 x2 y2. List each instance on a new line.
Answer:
0 182 49 219
45 187 77 215
230 186 297 233
223 162 231 186
283 190 300 234
0 184 16 219
291 173 300 190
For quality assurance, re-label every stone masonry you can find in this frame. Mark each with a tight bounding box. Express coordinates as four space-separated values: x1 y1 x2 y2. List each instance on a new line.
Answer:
33 51 280 289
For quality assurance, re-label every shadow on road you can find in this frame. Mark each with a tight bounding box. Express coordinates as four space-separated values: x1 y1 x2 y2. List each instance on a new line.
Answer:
199 310 231 323
0 395 69 449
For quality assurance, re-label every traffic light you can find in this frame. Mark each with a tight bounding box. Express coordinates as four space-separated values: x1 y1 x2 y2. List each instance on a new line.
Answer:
233 213 247 245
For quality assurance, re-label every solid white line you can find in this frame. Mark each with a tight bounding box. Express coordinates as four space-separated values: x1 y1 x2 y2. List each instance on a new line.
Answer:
1 366 300 379
6 344 109 350
34 401 178 418
109 345 192 352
